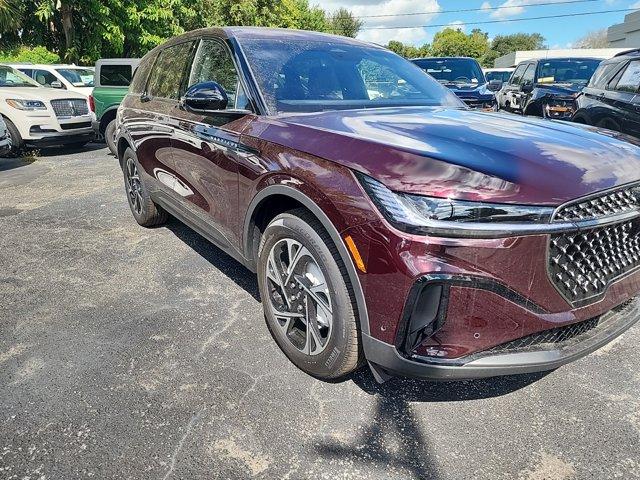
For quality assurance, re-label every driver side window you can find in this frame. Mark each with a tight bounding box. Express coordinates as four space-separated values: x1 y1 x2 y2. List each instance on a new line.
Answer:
189 39 243 109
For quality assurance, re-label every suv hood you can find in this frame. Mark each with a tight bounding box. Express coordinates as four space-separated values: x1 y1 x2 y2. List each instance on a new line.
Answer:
251 106 640 205
534 82 583 96
0 86 88 101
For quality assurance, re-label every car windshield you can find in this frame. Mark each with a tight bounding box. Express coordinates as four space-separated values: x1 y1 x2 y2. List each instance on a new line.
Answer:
0 65 40 87
536 59 601 86
239 38 463 114
412 58 486 86
485 70 512 83
56 68 94 87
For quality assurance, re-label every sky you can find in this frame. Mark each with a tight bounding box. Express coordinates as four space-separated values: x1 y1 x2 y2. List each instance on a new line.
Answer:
320 0 640 47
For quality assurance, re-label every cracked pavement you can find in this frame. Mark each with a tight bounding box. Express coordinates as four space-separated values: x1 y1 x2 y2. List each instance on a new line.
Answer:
1 146 639 479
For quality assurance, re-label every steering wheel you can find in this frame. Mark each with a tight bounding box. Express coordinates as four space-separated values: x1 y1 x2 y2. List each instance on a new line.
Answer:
454 76 471 82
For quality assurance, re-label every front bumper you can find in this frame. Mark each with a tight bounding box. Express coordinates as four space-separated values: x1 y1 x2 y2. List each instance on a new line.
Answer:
27 131 94 147
364 293 639 380
344 211 640 381
13 110 94 142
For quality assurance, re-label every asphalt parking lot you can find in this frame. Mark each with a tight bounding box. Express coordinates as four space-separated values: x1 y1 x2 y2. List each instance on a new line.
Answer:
1 145 639 480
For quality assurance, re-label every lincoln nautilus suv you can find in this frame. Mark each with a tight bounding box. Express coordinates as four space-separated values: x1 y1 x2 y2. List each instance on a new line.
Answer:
115 27 640 382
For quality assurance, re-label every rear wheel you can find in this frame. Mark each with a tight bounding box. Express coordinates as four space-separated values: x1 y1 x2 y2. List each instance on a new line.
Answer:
121 147 167 227
257 209 362 380
105 119 117 155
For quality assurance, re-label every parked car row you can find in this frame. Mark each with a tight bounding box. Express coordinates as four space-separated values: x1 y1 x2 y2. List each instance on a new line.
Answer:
413 50 640 141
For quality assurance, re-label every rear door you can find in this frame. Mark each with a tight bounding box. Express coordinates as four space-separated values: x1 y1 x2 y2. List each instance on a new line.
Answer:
607 60 640 136
502 64 526 111
127 40 196 195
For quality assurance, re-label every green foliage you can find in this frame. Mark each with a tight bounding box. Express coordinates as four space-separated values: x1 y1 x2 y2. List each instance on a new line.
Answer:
481 33 546 67
431 28 488 59
0 0 22 31
387 40 430 59
0 0 362 64
0 45 60 63
328 7 362 38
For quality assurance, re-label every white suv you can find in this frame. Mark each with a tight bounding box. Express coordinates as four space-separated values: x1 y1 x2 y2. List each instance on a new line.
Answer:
1 64 94 154
12 64 94 97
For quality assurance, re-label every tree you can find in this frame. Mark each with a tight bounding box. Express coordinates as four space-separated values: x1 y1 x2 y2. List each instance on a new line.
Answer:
0 0 22 32
386 40 430 59
574 29 608 48
481 32 546 67
328 7 362 37
431 27 488 58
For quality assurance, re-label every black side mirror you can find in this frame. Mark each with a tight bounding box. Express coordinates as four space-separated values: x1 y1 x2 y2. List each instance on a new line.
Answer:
487 79 503 92
181 81 228 112
521 82 534 94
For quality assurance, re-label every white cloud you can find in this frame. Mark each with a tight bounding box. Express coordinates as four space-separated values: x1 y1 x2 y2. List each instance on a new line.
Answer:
632 0 640 8
480 1 492 11
323 0 441 46
446 20 466 32
490 0 573 19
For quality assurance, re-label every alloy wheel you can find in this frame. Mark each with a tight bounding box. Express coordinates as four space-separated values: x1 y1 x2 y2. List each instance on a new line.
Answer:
265 238 333 356
126 158 143 215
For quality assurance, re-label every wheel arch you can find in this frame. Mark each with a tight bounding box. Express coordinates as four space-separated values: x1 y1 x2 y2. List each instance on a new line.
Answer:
244 184 371 336
99 107 118 133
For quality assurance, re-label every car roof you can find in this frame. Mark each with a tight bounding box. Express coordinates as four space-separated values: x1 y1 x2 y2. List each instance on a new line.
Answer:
520 57 603 65
411 57 478 61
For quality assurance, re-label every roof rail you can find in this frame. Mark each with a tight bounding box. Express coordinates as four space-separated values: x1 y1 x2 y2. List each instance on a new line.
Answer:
614 48 640 57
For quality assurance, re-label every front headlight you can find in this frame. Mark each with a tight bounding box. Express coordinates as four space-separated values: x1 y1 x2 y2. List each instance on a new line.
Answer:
356 173 555 236
6 99 47 111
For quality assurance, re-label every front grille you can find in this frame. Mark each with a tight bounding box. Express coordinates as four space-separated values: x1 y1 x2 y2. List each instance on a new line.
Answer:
50 99 89 118
549 185 640 305
489 316 600 353
554 185 639 222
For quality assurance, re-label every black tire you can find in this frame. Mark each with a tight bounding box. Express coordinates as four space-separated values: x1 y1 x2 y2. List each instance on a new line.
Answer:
257 209 362 380
121 147 167 227
105 119 117 155
1 117 23 157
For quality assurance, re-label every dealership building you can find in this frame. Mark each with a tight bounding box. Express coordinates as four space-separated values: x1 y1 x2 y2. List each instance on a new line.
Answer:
608 10 640 47
493 48 630 68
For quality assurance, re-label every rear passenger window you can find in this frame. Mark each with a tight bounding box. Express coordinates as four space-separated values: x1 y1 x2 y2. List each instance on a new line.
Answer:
522 64 535 85
147 42 194 100
589 62 619 88
614 60 640 93
510 64 526 85
100 65 133 86
188 40 240 108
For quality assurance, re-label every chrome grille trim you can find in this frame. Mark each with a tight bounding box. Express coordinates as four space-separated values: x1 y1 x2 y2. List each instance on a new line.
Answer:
552 182 640 222
50 99 89 118
549 185 640 306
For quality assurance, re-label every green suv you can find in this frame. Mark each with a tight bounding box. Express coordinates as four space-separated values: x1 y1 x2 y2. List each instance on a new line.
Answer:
91 58 139 154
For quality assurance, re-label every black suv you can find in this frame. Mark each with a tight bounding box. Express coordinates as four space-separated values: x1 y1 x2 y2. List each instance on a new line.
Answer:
499 57 602 119
573 50 640 137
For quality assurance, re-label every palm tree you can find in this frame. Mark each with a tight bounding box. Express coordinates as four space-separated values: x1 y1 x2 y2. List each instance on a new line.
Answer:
0 0 21 33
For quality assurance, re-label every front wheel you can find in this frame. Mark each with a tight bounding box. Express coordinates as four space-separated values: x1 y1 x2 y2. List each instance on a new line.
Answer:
257 210 362 380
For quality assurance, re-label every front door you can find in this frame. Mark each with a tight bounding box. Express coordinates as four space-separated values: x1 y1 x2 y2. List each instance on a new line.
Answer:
169 37 254 248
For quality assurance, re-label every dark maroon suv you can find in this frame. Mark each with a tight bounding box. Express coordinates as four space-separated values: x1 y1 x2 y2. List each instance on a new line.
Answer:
116 27 640 382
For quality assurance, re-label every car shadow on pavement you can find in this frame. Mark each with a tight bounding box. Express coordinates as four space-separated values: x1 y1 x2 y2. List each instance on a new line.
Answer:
315 394 443 480
34 142 107 158
350 367 549 402
315 370 547 479
0 157 33 172
165 217 261 302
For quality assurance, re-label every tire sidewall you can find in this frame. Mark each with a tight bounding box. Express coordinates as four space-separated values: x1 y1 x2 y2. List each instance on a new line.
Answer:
258 213 354 379
122 148 151 223
105 120 117 155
